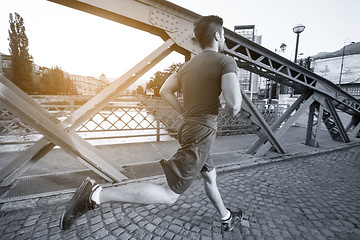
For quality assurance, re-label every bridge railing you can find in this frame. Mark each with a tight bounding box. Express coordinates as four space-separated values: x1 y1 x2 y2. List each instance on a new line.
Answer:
0 95 289 150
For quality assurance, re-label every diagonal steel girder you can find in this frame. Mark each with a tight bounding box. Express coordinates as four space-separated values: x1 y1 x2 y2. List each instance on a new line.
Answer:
0 75 127 183
48 0 360 140
49 0 360 118
246 92 312 156
2 0 359 186
223 30 360 117
240 90 285 154
346 115 360 140
45 2 287 145
0 39 176 185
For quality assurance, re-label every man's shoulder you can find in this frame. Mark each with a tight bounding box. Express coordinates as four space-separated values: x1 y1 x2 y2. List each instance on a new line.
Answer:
208 52 236 65
193 51 234 63
180 51 235 73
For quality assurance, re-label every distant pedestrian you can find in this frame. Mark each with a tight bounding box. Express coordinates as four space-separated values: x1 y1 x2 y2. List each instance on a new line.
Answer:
60 15 243 232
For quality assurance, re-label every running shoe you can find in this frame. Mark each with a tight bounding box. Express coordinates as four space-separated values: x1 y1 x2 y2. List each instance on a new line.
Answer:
222 209 243 232
60 177 98 230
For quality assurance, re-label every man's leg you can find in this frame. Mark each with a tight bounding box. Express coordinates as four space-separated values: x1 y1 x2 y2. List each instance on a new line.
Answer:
202 169 243 232
60 178 179 230
99 182 180 205
201 168 228 218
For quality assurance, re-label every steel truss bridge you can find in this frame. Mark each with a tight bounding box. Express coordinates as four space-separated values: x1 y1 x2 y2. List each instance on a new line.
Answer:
0 0 359 185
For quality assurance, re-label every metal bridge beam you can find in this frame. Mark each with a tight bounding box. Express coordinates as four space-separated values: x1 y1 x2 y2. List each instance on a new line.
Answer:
1 0 360 186
305 101 324 147
0 39 175 185
0 76 127 184
241 90 286 155
323 98 350 143
346 115 360 140
246 92 311 156
223 31 360 116
47 0 360 140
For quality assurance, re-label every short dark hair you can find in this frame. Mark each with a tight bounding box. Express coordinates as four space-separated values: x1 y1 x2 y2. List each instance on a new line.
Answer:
194 15 223 49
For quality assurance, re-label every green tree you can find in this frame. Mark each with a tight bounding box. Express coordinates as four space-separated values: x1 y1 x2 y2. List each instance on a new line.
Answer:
146 63 181 97
135 85 145 95
39 66 76 95
8 12 34 93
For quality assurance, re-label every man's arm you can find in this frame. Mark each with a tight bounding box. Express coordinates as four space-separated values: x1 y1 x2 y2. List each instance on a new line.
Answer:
159 72 184 115
221 72 242 117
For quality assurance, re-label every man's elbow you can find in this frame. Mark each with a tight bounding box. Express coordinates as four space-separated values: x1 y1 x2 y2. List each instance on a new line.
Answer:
227 99 242 117
227 100 241 112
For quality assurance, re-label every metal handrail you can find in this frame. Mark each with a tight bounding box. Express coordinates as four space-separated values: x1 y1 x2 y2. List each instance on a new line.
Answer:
0 96 287 147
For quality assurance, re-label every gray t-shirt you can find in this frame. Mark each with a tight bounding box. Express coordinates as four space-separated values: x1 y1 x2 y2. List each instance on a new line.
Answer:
178 50 237 127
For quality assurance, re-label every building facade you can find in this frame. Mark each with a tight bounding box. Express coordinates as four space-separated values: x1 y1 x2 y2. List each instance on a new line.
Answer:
70 74 110 96
0 53 13 80
234 25 263 99
312 43 360 99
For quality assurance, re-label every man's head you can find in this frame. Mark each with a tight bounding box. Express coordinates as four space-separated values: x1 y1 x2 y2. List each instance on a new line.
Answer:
194 15 225 52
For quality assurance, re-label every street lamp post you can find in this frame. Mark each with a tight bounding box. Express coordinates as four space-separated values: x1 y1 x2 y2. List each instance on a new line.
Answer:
288 24 305 96
275 43 287 97
339 39 355 87
293 23 305 63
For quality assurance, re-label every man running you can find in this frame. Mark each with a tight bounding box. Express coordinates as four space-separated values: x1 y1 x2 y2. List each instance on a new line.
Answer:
60 15 243 232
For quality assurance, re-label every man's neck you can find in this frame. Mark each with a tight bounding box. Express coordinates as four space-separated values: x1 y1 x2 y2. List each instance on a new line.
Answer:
202 46 218 53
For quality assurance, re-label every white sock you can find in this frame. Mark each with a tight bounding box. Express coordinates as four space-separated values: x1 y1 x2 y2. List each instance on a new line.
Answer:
91 185 102 204
221 210 231 221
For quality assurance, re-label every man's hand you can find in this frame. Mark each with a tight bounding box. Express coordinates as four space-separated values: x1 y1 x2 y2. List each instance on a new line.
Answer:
159 72 184 115
224 104 240 118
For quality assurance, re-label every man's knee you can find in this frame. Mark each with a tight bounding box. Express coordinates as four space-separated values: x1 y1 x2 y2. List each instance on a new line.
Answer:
202 168 217 185
163 184 180 204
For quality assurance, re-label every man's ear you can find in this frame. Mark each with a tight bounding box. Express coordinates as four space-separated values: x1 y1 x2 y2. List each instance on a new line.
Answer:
215 31 220 41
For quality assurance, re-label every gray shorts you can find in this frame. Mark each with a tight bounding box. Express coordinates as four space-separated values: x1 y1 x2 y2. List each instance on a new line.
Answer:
160 120 216 194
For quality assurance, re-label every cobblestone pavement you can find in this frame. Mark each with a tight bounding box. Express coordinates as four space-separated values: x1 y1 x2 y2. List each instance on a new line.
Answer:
0 146 359 240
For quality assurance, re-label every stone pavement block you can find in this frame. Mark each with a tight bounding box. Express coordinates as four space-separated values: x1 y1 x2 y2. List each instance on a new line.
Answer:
90 222 104 233
102 236 117 240
134 228 149 239
111 227 125 237
118 231 132 239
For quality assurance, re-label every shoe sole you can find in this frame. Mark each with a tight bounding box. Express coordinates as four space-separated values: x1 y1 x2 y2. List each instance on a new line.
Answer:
60 177 93 230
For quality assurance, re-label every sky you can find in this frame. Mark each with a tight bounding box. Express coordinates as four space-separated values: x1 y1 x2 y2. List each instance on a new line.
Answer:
1 0 359 86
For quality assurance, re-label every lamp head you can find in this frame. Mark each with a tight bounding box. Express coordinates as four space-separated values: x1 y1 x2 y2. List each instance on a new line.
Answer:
293 24 305 34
